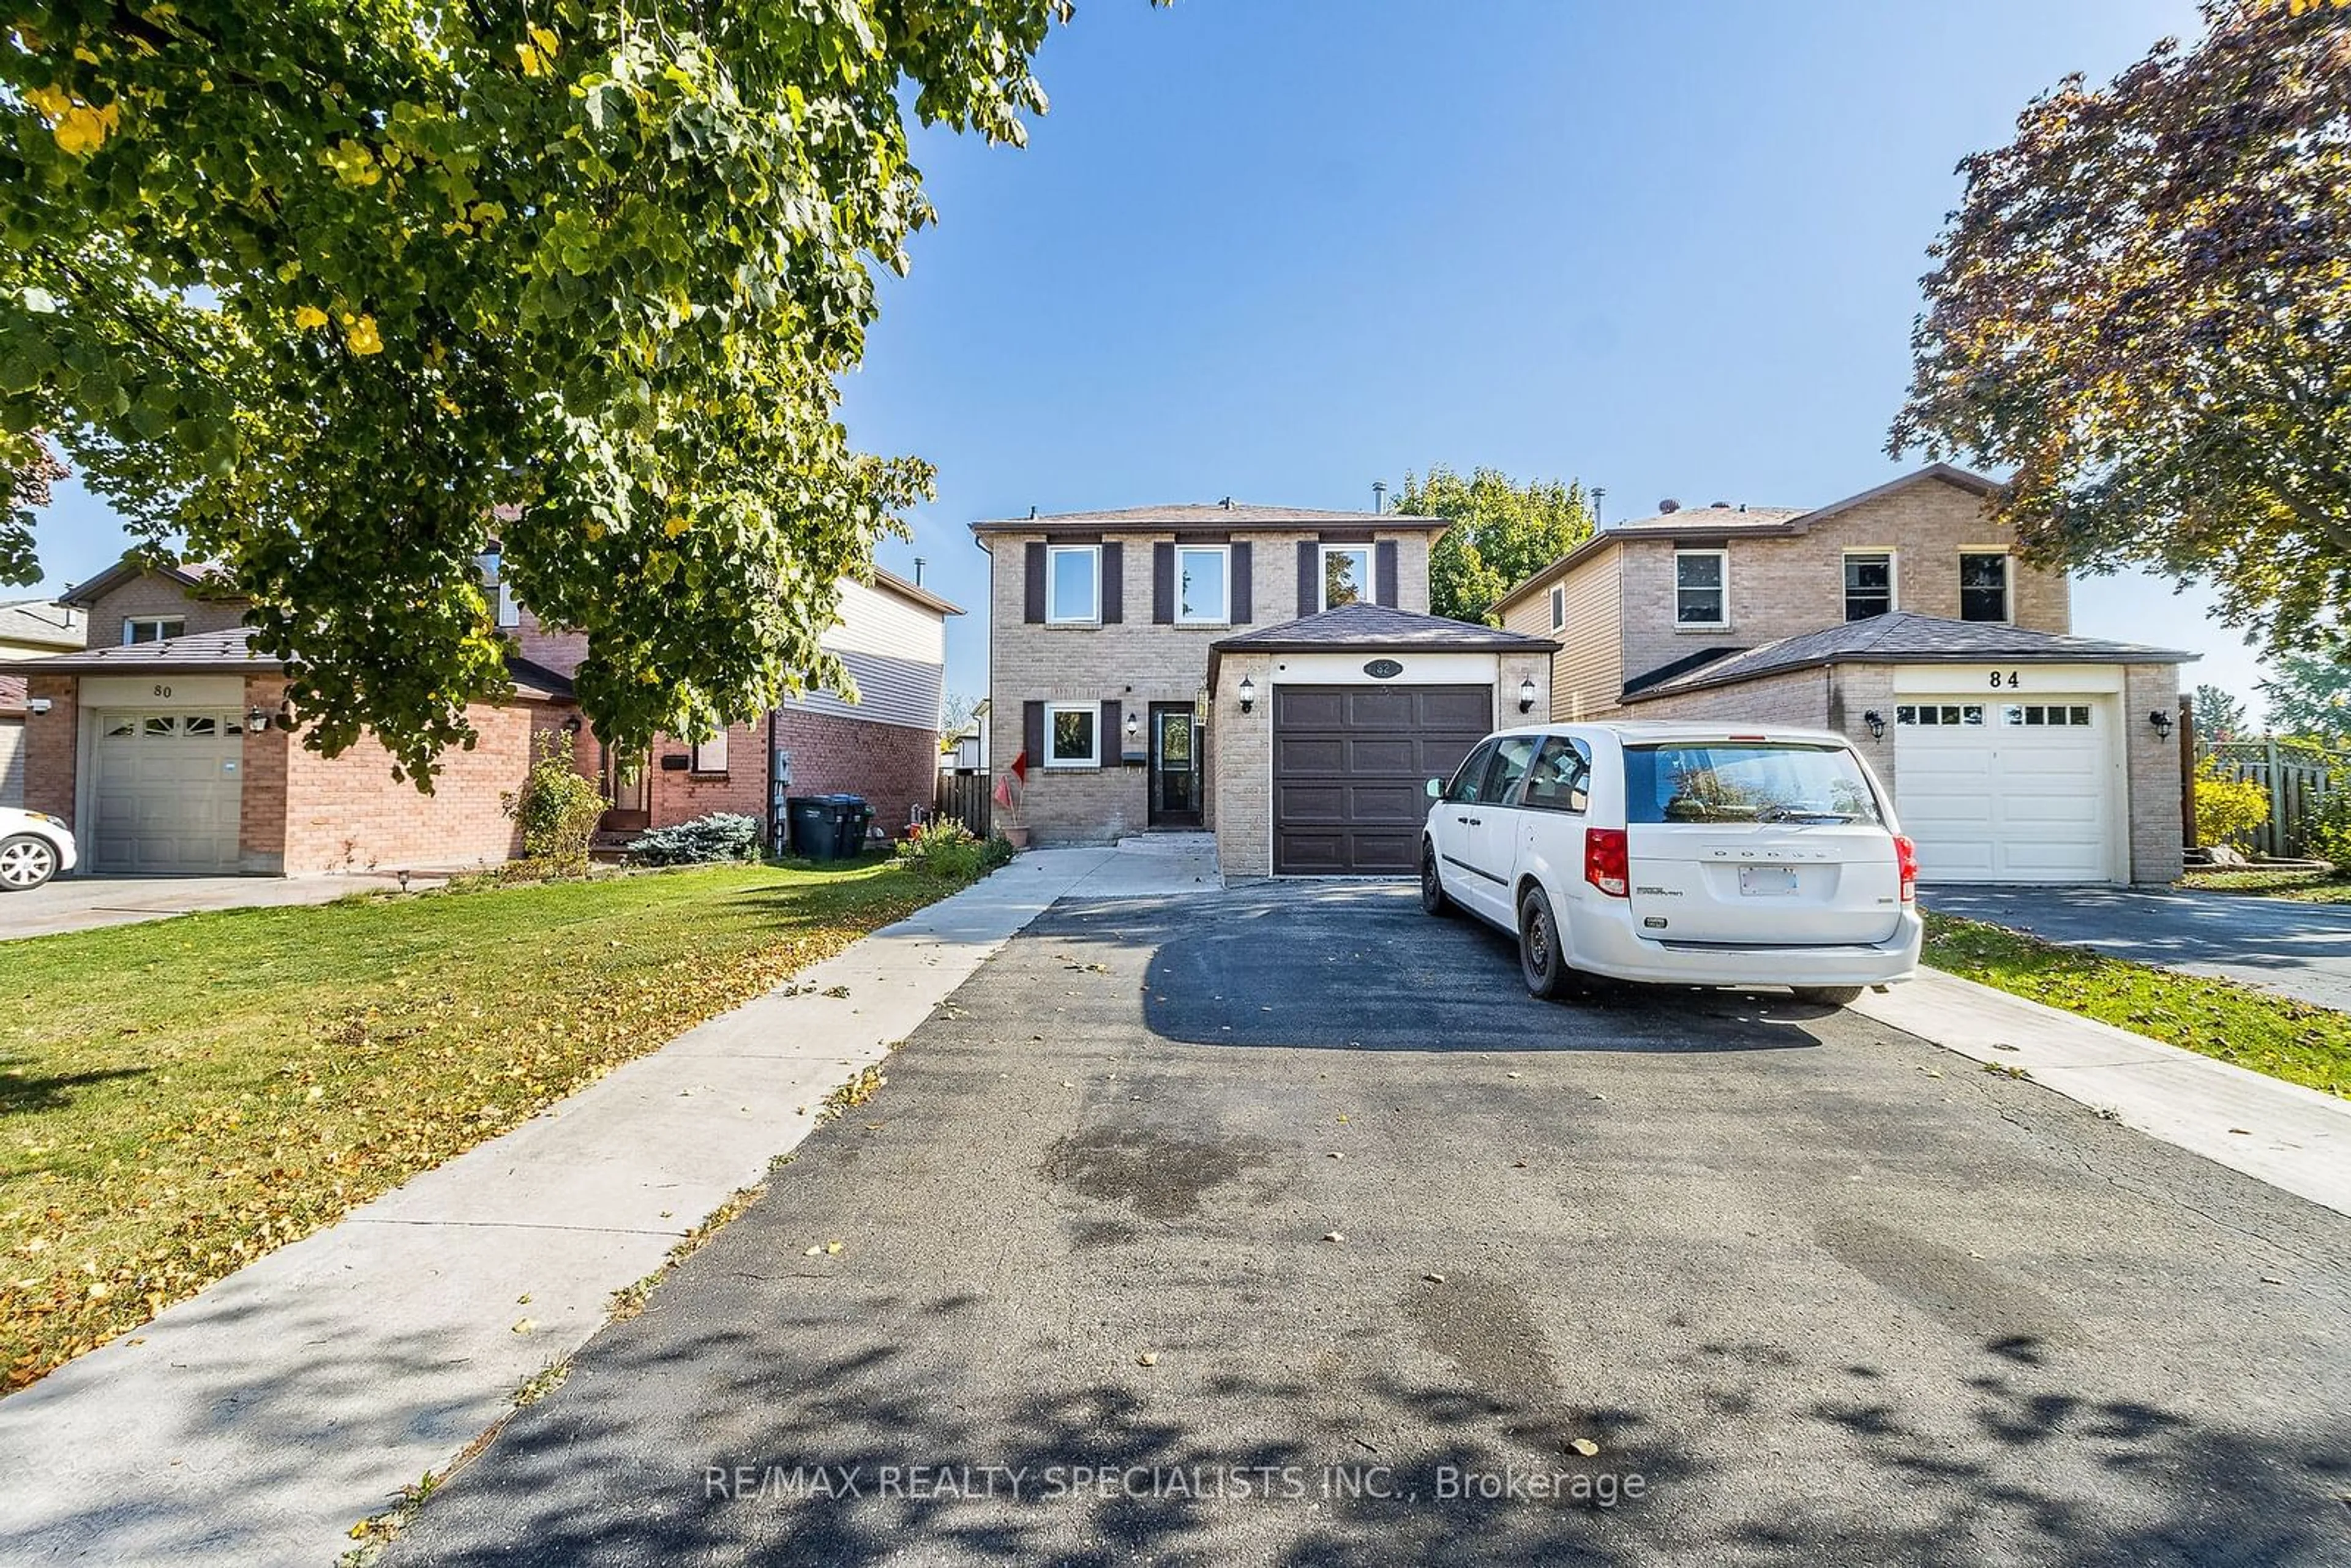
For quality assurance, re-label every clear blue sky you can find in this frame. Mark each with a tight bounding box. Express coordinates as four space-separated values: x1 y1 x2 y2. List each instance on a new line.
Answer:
23 0 2262 709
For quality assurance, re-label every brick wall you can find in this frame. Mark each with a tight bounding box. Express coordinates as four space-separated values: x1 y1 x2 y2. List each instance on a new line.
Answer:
988 526 1436 844
83 571 246 643
279 696 539 873
2124 663 2184 883
1618 482 2069 688
21 675 76 821
776 709 940 838
240 677 290 872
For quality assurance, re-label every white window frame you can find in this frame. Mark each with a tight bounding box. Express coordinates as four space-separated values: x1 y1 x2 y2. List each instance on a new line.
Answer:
1959 549 2012 625
1673 549 1728 629
689 730 729 775
1175 544 1231 626
122 616 186 646
1319 544 1371 611
495 582 521 629
1842 549 1897 621
1043 702 1099 769
1549 583 1566 632
1045 544 1101 626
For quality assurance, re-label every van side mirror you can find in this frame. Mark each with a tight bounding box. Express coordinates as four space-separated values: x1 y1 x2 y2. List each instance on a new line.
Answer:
1425 777 1442 798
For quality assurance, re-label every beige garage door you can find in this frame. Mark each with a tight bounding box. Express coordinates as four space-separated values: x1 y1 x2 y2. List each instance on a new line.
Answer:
89 710 244 874
1893 698 2118 883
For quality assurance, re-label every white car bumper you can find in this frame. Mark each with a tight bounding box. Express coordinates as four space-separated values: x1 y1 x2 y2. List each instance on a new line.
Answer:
1566 903 1923 989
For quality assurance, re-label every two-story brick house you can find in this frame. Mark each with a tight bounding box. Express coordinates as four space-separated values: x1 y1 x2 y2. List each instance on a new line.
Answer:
974 501 1556 878
1492 464 2195 885
6 556 956 875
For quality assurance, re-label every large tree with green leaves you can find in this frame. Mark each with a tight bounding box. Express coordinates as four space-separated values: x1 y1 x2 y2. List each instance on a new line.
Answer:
0 0 1074 779
1398 465 1593 626
2190 682 2248 743
1890 0 2351 661
2258 653 2351 744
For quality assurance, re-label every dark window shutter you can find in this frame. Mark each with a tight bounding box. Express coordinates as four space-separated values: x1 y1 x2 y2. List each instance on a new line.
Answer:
1023 700 1044 767
1100 699 1121 765
1152 542 1174 624
1023 544 1045 624
1231 542 1253 624
1376 540 1399 607
1101 542 1123 624
1297 540 1318 617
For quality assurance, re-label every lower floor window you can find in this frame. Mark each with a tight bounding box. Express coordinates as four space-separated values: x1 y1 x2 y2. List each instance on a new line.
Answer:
1046 702 1098 767
689 730 729 774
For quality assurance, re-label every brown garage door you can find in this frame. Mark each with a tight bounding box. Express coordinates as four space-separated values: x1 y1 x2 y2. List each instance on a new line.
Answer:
1272 684 1493 875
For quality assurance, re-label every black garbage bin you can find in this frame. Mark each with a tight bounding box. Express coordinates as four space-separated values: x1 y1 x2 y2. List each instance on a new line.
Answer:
827 794 871 858
787 795 850 862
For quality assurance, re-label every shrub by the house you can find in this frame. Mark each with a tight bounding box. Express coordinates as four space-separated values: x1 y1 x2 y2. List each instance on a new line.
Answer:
630 812 763 866
501 732 608 876
2192 757 2270 852
893 819 1014 880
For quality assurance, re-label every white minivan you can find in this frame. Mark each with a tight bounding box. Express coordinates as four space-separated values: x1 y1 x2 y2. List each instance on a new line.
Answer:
1420 722 1921 1004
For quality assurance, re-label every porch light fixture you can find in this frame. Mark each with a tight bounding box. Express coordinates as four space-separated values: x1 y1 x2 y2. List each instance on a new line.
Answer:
2148 708 2175 741
1517 677 1537 715
244 705 271 735
1237 675 1256 714
1862 710 1886 740
1125 711 1139 742
562 713 583 735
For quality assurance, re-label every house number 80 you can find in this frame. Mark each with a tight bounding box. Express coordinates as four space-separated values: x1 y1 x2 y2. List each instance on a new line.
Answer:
1987 671 2020 689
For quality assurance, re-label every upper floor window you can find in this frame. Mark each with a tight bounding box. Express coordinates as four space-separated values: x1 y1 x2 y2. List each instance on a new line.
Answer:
1844 552 1894 621
1047 544 1100 625
1549 584 1566 632
1959 551 2010 622
495 582 521 629
1321 545 1370 610
1177 545 1228 625
1045 701 1098 768
123 616 184 645
1674 550 1727 627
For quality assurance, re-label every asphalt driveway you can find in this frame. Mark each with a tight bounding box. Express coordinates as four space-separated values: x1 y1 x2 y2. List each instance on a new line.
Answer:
389 883 2351 1567
1925 883 2351 1012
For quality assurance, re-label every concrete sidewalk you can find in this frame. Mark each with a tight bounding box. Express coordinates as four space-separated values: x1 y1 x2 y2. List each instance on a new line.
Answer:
1857 970 2351 1217
0 846 1209 1568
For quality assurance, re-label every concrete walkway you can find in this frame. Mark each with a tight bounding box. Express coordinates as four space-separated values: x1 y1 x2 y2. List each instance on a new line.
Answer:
1857 970 2351 1217
0 871 443 942
1925 883 2351 1013
0 846 1212 1568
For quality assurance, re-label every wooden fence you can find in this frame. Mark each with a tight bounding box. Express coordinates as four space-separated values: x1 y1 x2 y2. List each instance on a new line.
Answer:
2200 736 2344 858
933 769 992 838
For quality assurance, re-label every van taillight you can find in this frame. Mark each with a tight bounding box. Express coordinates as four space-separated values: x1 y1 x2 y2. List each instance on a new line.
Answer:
1585 827 1629 898
1894 834 1918 903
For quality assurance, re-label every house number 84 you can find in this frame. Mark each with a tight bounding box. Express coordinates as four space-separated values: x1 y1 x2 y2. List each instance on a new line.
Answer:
1987 671 2020 689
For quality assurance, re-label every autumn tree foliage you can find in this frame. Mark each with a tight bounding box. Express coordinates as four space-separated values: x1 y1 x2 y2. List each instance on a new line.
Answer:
0 1 1074 779
1892 0 2351 659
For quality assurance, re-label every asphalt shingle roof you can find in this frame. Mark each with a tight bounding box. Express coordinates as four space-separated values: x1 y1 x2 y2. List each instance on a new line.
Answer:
1210 601 1558 653
1621 611 2195 702
973 503 1448 536
0 598 86 651
3 629 580 703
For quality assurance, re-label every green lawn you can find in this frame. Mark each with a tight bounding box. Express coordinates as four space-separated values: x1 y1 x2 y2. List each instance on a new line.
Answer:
2178 866 2351 903
1922 912 2351 1100
2 855 969 1390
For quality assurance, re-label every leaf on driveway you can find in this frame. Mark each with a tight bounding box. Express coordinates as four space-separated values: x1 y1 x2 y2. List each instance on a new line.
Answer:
1136 1351 1159 1367
1568 1438 1600 1457
1323 1231 1346 1244
511 1317 537 1335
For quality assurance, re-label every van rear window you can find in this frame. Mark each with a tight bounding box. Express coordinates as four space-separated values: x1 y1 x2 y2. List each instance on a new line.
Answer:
1624 743 1884 826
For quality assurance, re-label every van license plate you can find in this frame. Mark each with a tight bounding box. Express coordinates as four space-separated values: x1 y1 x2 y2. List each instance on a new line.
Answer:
1739 866 1798 896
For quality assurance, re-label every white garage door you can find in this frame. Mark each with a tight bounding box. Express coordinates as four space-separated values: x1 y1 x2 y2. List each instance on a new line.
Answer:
1893 699 2116 883
89 710 244 874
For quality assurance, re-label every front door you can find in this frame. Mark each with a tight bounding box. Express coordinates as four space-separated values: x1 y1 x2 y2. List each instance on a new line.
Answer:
1147 703 1202 827
600 746 650 835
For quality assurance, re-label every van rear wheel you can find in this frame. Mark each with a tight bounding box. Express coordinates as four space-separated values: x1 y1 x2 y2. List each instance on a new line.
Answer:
1518 884 1572 1000
1792 985 1865 1008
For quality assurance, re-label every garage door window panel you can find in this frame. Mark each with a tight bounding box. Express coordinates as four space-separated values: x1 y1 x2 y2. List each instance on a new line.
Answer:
1895 705 1985 726
1674 550 1727 627
1960 553 2011 622
1045 703 1098 768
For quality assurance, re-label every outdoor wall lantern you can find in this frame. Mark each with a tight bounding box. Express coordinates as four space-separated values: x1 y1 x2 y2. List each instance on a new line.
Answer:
1237 675 1257 714
1124 711 1139 742
2148 708 2175 741
244 705 271 735
562 713 584 735
1517 677 1538 715
1862 710 1887 740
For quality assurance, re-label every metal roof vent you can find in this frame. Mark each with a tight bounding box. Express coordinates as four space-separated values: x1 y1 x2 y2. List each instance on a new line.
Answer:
1658 498 1681 514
